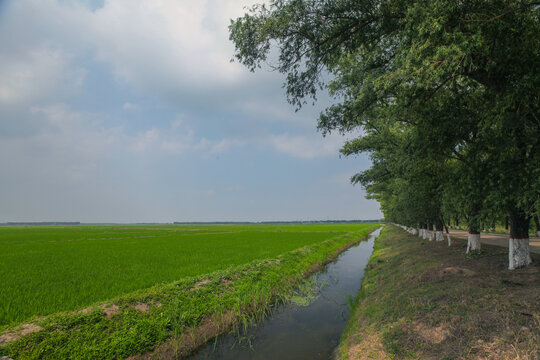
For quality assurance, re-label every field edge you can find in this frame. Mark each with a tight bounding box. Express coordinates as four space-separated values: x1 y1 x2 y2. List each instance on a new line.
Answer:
1 223 380 360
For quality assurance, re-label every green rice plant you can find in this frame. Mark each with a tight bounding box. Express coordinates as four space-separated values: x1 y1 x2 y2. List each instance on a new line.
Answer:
0 224 366 325
0 223 379 359
0 223 376 326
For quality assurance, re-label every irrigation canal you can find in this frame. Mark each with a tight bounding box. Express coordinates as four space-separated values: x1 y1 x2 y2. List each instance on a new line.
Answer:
187 227 382 360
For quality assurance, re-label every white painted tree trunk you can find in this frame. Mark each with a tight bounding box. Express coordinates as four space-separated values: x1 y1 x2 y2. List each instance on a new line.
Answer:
466 233 481 253
428 230 434 241
508 238 532 270
435 231 444 242
537 231 540 238
446 234 451 246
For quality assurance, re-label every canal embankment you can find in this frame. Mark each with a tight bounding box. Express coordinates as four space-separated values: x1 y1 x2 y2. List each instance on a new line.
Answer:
186 228 382 360
338 225 540 359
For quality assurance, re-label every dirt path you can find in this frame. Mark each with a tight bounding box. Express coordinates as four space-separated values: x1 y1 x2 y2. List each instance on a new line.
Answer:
448 229 540 254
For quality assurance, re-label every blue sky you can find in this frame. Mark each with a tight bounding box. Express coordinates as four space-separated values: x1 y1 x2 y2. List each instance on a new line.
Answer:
0 0 381 222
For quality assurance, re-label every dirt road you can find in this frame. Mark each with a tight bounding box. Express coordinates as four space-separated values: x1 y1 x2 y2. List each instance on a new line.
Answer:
448 229 540 254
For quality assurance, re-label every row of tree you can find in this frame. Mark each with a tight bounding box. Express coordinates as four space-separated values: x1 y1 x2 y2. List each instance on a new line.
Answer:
230 0 539 269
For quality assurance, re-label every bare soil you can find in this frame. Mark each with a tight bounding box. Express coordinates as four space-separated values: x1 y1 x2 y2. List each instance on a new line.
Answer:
0 324 42 347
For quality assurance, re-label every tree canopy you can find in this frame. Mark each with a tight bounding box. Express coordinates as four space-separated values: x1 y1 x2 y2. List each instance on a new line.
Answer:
230 0 540 269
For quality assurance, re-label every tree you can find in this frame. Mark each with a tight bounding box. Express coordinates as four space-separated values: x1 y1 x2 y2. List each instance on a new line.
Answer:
230 0 540 269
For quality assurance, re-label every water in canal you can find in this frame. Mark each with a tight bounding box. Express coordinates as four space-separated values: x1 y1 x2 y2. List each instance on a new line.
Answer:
188 227 382 360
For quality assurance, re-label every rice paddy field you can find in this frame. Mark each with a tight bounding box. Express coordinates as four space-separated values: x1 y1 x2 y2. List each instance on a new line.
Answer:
0 223 376 327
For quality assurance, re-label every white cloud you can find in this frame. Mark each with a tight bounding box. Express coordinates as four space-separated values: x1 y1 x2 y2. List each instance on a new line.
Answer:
0 46 85 105
89 0 256 93
122 102 140 111
1 104 119 186
19 103 344 162
238 100 316 125
132 128 161 153
128 117 244 156
0 0 316 131
226 185 242 192
264 132 344 159
171 116 184 129
0 1 92 106
0 0 262 104
0 104 246 192
131 125 345 159
0 0 382 222
322 172 356 185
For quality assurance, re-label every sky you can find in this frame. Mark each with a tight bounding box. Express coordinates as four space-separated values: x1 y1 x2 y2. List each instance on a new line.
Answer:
0 0 381 223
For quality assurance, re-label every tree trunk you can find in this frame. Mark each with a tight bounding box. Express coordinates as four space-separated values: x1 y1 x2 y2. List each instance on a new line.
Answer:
421 222 428 239
427 223 434 241
505 216 509 234
508 208 532 270
435 221 444 242
467 233 481 253
466 206 482 253
443 222 451 246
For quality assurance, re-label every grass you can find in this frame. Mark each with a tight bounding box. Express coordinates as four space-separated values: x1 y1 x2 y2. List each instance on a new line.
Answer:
339 225 540 360
1 224 358 326
0 223 379 359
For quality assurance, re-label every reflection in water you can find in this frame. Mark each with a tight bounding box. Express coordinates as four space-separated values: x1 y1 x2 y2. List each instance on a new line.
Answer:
188 227 382 360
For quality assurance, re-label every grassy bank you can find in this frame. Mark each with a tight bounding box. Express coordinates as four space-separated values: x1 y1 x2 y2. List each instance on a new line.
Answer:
1 224 356 326
339 225 539 360
0 223 378 359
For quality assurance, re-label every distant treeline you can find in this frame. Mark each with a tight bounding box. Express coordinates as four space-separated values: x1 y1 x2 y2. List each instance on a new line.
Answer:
0 220 382 226
4 222 81 226
173 220 382 225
